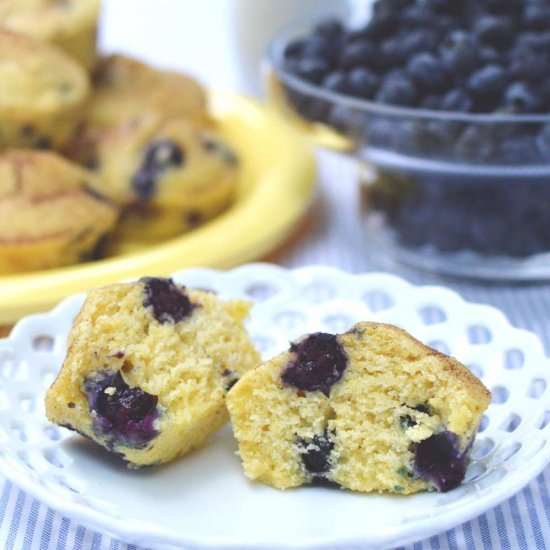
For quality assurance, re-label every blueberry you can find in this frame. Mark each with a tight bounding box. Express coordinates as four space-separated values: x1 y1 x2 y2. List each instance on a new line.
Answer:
400 5 432 28
406 53 449 93
84 371 159 449
499 136 542 165
302 36 338 64
140 277 195 324
132 140 184 199
440 31 479 76
509 52 550 84
362 10 400 40
502 82 542 114
536 124 550 161
401 30 440 57
297 430 335 477
421 95 442 109
313 19 344 40
422 0 463 14
474 16 515 49
516 31 550 53
479 47 503 66
323 71 348 93
376 74 417 106
292 57 331 84
522 4 550 31
379 38 408 68
367 118 396 148
467 64 507 99
412 431 471 492
339 40 378 70
455 125 496 162
282 333 348 397
284 39 305 60
347 67 379 99
441 89 472 112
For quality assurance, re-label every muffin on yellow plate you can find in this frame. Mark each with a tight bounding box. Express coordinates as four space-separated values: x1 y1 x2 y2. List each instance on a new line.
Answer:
0 29 90 150
69 115 238 241
86 54 209 130
0 0 100 70
0 150 118 274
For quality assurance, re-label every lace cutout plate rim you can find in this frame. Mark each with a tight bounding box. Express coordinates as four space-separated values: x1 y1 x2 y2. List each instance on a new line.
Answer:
0 263 549 550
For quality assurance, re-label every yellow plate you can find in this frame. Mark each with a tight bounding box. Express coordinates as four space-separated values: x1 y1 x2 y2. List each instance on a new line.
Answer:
0 92 316 325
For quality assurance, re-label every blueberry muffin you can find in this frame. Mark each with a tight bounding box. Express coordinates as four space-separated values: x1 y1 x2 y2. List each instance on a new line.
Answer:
227 322 491 493
69 115 238 241
0 150 118 274
86 55 208 131
0 0 100 70
45 277 260 467
0 29 90 150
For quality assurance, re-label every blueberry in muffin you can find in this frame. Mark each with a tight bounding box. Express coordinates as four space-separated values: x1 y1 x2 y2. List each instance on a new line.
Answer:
227 322 491 493
45 277 260 467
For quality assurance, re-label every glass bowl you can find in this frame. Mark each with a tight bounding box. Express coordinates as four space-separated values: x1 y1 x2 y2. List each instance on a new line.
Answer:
265 20 550 281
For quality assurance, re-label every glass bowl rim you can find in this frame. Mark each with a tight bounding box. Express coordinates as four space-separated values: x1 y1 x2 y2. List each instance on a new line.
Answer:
266 20 550 125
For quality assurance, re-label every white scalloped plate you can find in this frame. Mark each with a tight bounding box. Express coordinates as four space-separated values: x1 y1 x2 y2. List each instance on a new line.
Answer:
1 264 550 550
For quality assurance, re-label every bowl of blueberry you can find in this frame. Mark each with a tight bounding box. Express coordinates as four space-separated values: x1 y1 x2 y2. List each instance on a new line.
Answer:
267 0 550 280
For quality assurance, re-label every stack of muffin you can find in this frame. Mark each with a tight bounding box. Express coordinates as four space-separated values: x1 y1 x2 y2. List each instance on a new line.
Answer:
0 0 238 275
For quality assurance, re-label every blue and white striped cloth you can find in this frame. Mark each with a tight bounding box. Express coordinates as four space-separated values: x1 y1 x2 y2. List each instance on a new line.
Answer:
2 151 550 549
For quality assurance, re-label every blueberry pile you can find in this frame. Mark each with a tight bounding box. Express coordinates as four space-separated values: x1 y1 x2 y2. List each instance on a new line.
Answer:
282 0 550 164
366 171 550 257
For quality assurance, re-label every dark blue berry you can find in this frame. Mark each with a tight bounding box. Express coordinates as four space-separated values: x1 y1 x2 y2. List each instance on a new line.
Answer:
421 95 442 109
440 31 479 76
502 82 542 114
313 19 344 40
140 277 195 324
302 36 338 64
406 53 449 93
499 136 542 165
379 38 408 68
467 65 507 98
284 39 305 60
132 140 184 199
536 124 550 161
402 30 440 56
292 57 330 84
84 371 159 450
282 333 348 397
455 125 496 162
474 16 515 49
522 4 550 31
347 67 379 99
363 10 400 40
323 71 348 93
376 74 417 106
401 5 432 28
509 52 550 84
413 431 471 492
339 40 378 70
479 47 503 66
297 430 335 477
441 89 472 112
